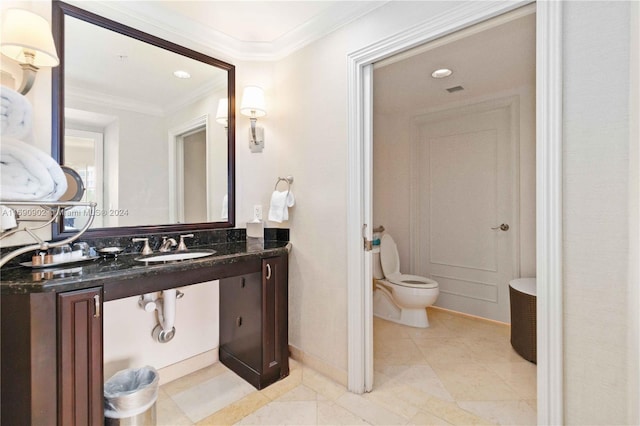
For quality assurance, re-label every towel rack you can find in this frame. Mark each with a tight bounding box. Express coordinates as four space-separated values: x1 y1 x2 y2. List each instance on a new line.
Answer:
0 200 97 268
274 176 294 191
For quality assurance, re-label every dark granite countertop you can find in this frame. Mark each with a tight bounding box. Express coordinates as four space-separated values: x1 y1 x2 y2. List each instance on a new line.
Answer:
0 240 291 295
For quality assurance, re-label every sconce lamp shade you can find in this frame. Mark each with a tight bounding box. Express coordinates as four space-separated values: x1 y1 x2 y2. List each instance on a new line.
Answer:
216 98 228 126
240 86 266 118
1 9 59 67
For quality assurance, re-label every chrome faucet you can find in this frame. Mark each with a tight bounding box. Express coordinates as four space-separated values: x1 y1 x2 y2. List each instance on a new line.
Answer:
132 237 153 255
177 234 194 251
159 237 177 252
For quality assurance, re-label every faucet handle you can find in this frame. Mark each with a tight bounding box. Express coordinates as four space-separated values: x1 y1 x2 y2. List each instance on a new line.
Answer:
132 238 153 255
177 234 194 251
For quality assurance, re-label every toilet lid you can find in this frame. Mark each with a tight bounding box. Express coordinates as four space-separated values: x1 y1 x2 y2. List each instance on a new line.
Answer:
380 234 401 277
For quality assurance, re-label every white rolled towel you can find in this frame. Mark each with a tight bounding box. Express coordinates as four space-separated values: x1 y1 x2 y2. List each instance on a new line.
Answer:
0 137 68 201
1 205 17 231
1 86 33 141
267 190 295 223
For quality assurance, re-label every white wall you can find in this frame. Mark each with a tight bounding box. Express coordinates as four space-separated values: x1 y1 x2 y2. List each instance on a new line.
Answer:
374 85 536 279
562 2 632 424
271 0 474 375
103 281 219 381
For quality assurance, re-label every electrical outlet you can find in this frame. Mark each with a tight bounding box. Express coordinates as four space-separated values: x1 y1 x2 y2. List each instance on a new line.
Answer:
253 205 263 221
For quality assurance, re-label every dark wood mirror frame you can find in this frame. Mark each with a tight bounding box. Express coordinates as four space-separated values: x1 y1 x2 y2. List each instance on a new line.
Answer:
51 0 236 238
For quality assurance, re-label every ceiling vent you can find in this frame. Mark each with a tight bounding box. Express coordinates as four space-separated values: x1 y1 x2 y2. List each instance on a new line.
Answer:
446 85 464 93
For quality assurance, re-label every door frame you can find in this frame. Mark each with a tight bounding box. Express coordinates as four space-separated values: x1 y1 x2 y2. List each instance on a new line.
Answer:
346 1 564 424
168 114 210 223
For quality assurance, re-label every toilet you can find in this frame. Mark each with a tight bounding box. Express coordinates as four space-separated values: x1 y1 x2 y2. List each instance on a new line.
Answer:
373 234 439 328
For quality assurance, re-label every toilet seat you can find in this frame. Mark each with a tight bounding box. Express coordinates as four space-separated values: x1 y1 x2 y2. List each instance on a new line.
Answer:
385 273 438 289
380 234 438 289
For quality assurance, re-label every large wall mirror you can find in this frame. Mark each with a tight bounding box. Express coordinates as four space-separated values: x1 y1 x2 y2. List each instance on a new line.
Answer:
52 1 235 238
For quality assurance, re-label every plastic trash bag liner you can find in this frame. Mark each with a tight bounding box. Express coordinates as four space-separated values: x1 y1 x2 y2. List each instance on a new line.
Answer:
104 366 159 419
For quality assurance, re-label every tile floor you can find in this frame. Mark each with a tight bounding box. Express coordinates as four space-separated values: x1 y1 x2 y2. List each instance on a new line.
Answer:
156 307 537 425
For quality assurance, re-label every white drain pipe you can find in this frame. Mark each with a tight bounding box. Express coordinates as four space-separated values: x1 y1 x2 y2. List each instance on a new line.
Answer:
144 289 183 343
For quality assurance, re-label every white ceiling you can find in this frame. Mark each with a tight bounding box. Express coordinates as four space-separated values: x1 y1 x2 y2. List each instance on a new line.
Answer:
65 13 227 115
69 1 388 61
374 10 536 115
63 2 534 116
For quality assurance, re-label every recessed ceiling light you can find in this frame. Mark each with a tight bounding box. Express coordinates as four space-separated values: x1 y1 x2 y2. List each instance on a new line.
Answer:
173 70 191 79
431 68 453 79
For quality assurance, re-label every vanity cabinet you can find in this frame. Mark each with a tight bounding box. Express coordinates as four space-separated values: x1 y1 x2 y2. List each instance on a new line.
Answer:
58 287 103 426
220 255 289 389
1 247 289 424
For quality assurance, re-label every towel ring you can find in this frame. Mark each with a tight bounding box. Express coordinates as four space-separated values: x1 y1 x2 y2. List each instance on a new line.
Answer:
274 176 294 191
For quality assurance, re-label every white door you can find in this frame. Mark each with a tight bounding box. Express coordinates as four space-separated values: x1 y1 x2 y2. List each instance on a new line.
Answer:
411 99 517 322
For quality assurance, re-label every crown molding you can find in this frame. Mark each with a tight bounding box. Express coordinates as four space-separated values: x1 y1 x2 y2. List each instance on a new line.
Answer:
67 78 226 118
66 85 164 117
65 1 389 62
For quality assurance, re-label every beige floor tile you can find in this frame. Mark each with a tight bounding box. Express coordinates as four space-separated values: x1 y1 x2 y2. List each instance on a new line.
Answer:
482 362 537 399
430 363 520 401
457 400 537 425
275 384 318 402
302 367 347 401
362 380 421 419
376 338 428 365
196 392 270 426
235 400 317 425
156 388 194 426
373 317 411 339
259 367 303 401
335 392 408 425
407 410 453 425
152 311 536 426
172 370 256 423
317 400 371 425
162 362 230 397
386 364 454 402
415 337 476 366
421 397 496 425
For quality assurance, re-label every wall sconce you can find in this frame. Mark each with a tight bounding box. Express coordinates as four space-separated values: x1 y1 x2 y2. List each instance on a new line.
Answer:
240 86 266 153
215 98 228 129
0 9 60 95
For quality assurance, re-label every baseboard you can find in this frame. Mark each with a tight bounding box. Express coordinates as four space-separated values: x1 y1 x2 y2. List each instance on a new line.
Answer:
288 345 348 387
157 348 219 385
429 305 510 327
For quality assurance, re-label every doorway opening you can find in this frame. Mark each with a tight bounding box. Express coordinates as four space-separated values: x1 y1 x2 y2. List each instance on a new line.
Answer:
367 7 536 422
168 114 210 224
347 1 564 424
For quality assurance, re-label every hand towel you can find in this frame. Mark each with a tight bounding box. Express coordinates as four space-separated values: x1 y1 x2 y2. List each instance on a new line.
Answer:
267 190 295 223
1 86 33 141
1 205 17 231
0 137 68 201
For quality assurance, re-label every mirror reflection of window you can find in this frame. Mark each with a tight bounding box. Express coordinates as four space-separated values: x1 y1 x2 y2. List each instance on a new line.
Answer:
64 129 104 228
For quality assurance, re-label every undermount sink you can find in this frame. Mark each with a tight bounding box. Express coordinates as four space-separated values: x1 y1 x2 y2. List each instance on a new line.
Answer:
135 250 216 263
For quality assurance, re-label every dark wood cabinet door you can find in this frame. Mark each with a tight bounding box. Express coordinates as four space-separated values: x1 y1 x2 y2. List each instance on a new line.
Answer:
262 255 289 380
219 254 289 389
220 272 262 372
58 287 103 426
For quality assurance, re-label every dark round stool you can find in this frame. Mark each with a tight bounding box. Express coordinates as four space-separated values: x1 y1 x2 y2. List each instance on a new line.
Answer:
509 278 537 363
